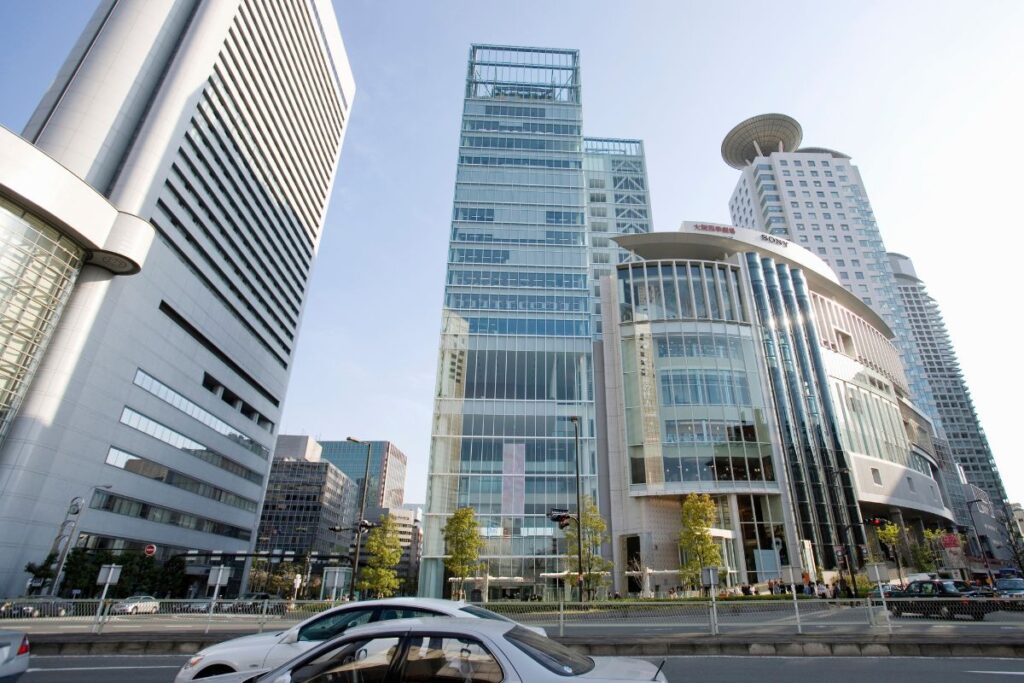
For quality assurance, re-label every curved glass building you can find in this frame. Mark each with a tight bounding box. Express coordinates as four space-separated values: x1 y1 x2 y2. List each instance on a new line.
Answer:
600 223 954 592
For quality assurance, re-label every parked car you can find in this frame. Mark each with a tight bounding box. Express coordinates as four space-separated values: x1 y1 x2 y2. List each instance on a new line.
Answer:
174 598 545 681
866 584 901 599
952 580 995 598
222 593 285 614
0 630 29 682
996 577 1024 610
885 580 995 621
110 595 161 615
0 598 67 619
193 617 666 683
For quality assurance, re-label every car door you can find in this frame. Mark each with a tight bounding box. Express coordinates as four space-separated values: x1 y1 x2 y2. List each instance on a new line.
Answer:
284 634 405 683
263 607 378 669
398 633 506 683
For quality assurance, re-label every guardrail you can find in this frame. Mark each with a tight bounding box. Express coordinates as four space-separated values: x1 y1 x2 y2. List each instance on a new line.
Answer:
2 596 1021 637
482 596 1024 636
0 598 346 634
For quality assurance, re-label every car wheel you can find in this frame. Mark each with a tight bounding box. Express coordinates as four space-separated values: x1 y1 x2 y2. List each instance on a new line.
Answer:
130 607 137 615
938 606 953 620
194 665 236 679
889 607 901 618
58 608 66 617
972 612 985 621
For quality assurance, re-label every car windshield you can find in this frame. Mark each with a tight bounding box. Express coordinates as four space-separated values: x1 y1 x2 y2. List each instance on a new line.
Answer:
459 605 514 623
940 581 961 593
504 625 594 676
997 579 1024 590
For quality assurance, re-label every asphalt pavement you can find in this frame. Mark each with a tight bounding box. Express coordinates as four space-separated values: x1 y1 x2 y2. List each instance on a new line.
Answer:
19 654 1024 682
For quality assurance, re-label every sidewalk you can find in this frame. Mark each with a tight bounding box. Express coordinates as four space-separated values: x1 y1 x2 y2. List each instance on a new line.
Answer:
25 629 1024 658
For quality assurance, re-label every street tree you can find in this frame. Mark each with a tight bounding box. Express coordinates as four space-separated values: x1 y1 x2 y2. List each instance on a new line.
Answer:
443 507 483 600
23 552 57 593
678 494 722 591
876 522 906 585
357 514 402 598
565 495 612 600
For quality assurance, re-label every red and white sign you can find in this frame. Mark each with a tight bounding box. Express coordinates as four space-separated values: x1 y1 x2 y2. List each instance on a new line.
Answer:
941 534 960 549
144 544 157 557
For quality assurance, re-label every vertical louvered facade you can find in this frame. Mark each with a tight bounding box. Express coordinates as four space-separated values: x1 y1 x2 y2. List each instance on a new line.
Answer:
0 0 353 597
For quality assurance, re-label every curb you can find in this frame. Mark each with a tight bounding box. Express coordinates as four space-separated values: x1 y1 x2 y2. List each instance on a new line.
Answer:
26 631 1024 658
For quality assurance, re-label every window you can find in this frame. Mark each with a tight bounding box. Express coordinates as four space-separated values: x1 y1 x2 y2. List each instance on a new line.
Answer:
871 468 882 486
298 608 375 642
403 636 503 683
291 636 401 683
505 626 595 675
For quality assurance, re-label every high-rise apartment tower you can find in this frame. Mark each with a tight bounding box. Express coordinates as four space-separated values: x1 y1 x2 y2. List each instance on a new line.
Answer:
889 253 1007 504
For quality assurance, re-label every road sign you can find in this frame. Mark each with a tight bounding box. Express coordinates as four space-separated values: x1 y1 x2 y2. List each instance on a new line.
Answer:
144 544 157 557
97 564 122 586
549 508 569 516
207 565 231 587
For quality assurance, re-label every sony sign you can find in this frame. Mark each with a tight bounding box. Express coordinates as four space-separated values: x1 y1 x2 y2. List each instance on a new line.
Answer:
760 234 788 247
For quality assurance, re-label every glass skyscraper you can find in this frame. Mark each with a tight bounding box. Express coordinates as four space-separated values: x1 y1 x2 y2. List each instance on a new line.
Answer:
423 46 650 598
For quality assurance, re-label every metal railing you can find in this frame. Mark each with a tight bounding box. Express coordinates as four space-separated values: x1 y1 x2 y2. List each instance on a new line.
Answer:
2 596 1021 637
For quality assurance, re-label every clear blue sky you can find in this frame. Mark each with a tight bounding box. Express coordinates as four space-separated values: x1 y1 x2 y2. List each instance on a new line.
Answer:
2 1 1022 506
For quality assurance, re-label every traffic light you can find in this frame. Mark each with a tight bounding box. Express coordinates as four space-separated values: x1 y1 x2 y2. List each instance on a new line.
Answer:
548 508 573 530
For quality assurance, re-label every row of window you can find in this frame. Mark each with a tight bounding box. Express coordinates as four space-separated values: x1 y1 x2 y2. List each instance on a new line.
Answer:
466 316 590 337
90 490 251 541
458 155 581 169
659 370 753 407
446 292 588 313
448 270 587 290
133 370 269 457
462 136 580 152
618 262 748 324
119 407 264 485
452 230 584 246
105 447 258 512
464 119 580 136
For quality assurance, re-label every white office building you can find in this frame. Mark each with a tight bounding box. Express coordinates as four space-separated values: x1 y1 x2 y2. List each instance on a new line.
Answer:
0 0 354 596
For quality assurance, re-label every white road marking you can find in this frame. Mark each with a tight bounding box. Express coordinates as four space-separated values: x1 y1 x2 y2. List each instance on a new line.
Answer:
27 666 182 672
965 672 1024 677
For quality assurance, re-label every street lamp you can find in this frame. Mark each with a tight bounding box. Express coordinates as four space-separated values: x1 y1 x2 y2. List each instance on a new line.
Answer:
347 436 373 601
569 416 583 604
966 499 996 587
49 484 112 596
824 467 859 597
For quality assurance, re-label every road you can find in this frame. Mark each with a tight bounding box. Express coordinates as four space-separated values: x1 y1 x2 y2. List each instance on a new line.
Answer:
7 606 1024 637
20 654 1024 682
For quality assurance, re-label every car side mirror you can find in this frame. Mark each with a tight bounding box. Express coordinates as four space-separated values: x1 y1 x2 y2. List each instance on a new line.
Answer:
280 629 299 645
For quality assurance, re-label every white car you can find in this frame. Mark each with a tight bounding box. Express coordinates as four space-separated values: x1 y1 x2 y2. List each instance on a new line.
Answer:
110 595 161 614
197 617 666 683
0 630 29 682
175 597 545 681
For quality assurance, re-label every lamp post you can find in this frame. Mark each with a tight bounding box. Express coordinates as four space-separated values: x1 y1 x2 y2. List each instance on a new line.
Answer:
966 499 996 587
49 484 112 596
569 416 583 603
347 437 373 601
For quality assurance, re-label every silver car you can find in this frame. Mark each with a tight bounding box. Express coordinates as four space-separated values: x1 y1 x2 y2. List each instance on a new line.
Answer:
200 617 666 683
0 630 29 683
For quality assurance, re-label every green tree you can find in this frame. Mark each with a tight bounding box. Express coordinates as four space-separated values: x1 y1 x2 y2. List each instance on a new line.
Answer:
443 507 484 600
62 549 113 598
678 494 722 590
876 522 906 585
357 514 402 598
565 495 612 600
24 552 57 592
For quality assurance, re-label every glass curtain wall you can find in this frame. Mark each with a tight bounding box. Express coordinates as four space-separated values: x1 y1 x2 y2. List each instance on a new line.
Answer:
422 46 594 598
0 198 84 444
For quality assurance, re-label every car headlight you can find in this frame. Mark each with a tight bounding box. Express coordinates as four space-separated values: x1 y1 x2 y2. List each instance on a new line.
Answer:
183 655 205 670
